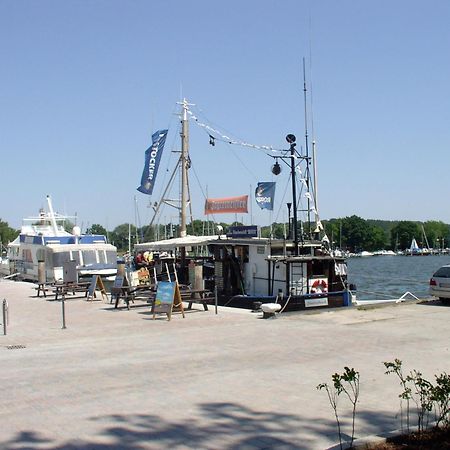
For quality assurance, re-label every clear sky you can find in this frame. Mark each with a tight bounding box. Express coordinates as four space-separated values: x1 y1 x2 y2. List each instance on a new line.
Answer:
1 0 450 232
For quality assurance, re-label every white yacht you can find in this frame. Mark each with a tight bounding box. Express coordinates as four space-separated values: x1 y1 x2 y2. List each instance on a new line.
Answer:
7 196 117 282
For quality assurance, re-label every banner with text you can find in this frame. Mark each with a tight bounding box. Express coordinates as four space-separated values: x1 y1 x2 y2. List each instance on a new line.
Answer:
204 195 248 215
255 182 276 210
137 129 168 195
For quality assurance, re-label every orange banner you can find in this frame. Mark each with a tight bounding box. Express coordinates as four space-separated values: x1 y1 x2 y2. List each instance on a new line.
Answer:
204 195 248 215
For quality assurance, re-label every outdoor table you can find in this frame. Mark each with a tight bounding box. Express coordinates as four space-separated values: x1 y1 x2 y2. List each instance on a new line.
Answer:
180 288 212 311
35 283 51 298
113 284 155 309
52 281 91 301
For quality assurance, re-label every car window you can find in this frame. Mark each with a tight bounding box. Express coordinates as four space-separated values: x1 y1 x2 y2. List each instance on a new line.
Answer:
433 267 450 278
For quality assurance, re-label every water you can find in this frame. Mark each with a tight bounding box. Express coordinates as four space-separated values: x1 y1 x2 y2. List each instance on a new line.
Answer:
347 254 450 301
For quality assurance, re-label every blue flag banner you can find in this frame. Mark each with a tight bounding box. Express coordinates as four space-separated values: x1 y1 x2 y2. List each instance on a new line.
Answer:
255 182 276 210
137 129 168 195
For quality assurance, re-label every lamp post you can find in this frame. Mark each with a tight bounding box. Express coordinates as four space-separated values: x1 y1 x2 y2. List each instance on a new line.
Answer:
286 134 299 256
271 134 299 256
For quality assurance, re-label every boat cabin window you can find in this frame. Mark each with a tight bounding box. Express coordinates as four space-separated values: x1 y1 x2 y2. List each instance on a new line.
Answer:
82 250 97 265
36 249 45 261
22 249 33 262
53 251 71 268
106 251 116 264
98 250 106 264
311 260 327 276
70 251 81 265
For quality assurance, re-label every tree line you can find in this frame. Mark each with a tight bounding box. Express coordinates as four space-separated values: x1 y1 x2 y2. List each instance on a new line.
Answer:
262 216 449 252
1 215 449 253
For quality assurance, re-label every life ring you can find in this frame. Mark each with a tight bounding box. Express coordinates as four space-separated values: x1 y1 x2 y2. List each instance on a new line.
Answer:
311 279 328 293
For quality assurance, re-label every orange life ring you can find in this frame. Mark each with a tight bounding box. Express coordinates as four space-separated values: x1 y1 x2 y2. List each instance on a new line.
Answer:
311 279 328 293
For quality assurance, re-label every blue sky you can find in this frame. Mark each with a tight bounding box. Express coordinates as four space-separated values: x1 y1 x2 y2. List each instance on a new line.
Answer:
1 0 450 231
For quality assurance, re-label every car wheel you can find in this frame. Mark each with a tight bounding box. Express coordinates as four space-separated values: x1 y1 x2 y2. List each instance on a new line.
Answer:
439 297 450 305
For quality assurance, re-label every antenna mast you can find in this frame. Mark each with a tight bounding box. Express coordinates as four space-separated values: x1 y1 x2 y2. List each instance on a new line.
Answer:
302 58 312 238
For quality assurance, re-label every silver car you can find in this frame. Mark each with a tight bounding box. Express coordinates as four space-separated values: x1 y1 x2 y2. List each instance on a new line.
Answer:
429 264 450 302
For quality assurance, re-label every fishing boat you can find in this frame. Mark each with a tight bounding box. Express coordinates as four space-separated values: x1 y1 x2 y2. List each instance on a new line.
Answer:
7 196 117 283
133 89 350 311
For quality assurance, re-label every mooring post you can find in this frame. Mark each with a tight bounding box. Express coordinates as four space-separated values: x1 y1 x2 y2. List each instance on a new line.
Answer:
2 299 8 335
61 293 66 329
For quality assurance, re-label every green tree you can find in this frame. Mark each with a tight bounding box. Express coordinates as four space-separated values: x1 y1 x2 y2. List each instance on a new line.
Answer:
0 219 19 246
109 223 137 252
324 219 342 249
340 215 372 252
390 221 421 250
261 222 287 238
423 221 450 249
86 223 108 236
366 224 388 251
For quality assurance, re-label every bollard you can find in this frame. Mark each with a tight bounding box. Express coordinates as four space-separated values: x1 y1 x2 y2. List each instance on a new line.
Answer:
214 285 218 315
61 293 67 329
2 299 8 335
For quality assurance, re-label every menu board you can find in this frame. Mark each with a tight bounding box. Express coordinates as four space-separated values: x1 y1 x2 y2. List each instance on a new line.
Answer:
153 281 184 320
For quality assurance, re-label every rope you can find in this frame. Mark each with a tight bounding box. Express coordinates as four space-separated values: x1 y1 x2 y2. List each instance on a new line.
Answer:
279 294 292 314
272 173 292 224
187 106 286 154
189 163 219 227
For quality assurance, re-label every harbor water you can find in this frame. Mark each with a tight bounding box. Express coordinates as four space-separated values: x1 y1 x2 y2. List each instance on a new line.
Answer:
347 254 450 301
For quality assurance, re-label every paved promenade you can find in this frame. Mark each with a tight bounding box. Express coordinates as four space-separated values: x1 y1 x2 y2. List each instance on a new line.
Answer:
1 279 449 449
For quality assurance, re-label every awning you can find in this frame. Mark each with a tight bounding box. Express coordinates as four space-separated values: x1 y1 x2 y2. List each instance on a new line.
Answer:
134 235 219 252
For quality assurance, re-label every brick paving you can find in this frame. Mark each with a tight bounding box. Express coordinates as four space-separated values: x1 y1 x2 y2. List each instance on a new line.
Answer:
1 279 450 449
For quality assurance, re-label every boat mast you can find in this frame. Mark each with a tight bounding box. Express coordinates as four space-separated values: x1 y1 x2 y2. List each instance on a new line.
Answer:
179 98 190 238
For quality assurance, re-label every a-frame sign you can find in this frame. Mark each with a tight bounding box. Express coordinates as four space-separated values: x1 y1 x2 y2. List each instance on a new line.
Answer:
87 275 108 301
153 281 185 321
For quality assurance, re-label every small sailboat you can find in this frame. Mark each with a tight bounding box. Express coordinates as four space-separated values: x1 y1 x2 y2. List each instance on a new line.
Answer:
410 238 420 255
407 236 430 256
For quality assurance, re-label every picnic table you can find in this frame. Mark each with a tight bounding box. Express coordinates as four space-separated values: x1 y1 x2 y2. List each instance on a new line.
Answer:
112 284 156 309
179 288 212 311
35 283 51 298
52 281 91 301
